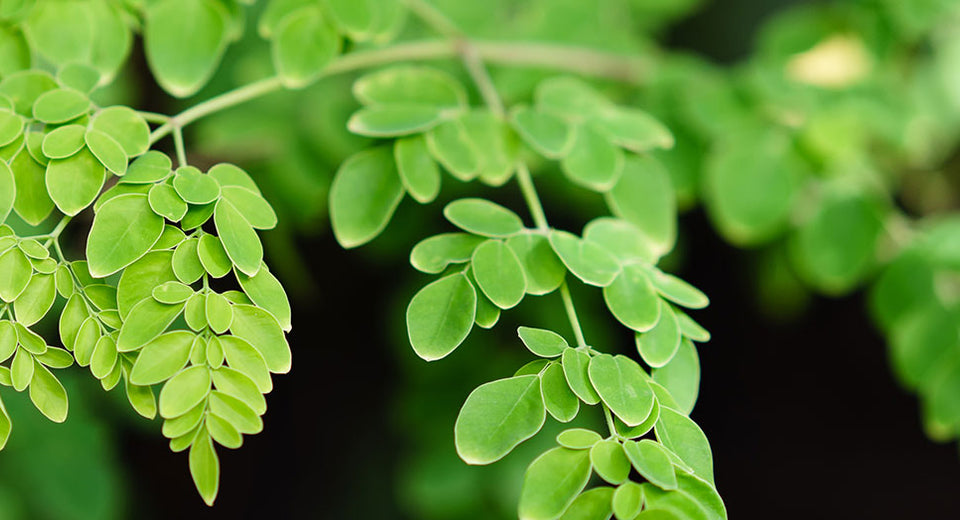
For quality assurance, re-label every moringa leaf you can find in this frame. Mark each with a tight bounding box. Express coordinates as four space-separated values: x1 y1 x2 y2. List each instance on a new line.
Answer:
330 147 404 249
145 0 229 97
454 375 546 465
406 273 476 361
86 194 164 278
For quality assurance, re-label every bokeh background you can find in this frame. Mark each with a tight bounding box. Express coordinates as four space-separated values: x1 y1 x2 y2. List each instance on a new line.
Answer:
2 0 960 518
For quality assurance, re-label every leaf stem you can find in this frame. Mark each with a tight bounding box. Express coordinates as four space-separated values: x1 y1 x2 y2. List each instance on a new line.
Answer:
146 40 648 145
559 281 587 348
136 111 171 124
172 126 187 167
41 216 72 250
148 76 284 145
516 163 549 231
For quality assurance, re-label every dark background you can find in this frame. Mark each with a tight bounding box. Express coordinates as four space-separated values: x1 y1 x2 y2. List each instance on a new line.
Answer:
113 0 960 518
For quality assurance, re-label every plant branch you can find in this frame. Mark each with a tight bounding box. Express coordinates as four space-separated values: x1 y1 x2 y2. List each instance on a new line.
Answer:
559 281 587 348
516 163 549 231
147 40 647 145
41 216 72 250
173 126 187 167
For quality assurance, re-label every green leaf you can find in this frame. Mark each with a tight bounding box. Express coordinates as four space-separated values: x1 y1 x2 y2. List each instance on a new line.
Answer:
214 197 263 276
58 63 100 93
589 107 674 152
652 339 700 414
589 354 655 427
0 108 23 148
561 125 623 192
271 5 340 88
24 1 93 65
406 273 477 361
15 323 46 355
655 407 714 484
323 0 373 39
535 77 609 120
123 151 171 184
556 428 601 449
229 304 291 373
623 439 678 490
329 147 404 248
461 110 517 186
117 251 176 320
510 106 573 159
149 183 188 222
28 360 68 422
90 106 150 157
454 375 546 465
703 128 803 246
471 239 527 309
41 124 86 159
675 472 726 520
471 274 501 330
221 186 276 230
518 327 569 358
145 0 229 97
220 335 272 393
410 233 485 274
603 264 661 332
561 348 600 405
559 487 615 520
189 431 220 506
211 367 266 415
86 194 165 277
789 193 884 295
10 147 55 225
31 88 90 124
677 311 710 343
152 281 194 304
507 233 567 296
394 135 441 203
606 156 676 256
0 395 10 449
353 65 466 108
73 318 100 367
612 482 645 520
426 119 480 180
125 379 157 419
0 160 13 223
58 294 87 350
90 335 118 379
205 292 233 334
648 268 709 309
11 346 33 391
444 198 524 237
636 302 681 368
348 105 446 137
0 70 58 116
583 217 659 265
84 128 127 175
46 148 104 216
130 331 195 386
117 298 184 352
173 166 221 205
198 234 232 278
12 272 55 326
518 447 591 520
0 322 15 362
549 231 620 287
236 267 291 332
206 413 241 449
209 391 262 434
541 362 579 423
208 163 259 193
591 439 631 484
0 246 31 302
159 365 211 419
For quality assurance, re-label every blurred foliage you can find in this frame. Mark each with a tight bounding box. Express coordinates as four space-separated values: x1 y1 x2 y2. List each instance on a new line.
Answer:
1 0 960 517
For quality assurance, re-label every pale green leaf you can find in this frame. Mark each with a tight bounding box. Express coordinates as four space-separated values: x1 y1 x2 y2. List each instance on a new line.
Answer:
90 106 150 157
518 447 591 520
541 362 579 422
559 487 615 520
606 156 676 256
652 339 700 414
45 148 104 216
41 124 86 159
444 198 524 237
117 298 184 352
624 439 678 490
655 407 714 485
556 428 601 449
590 439 630 484
406 273 476 361
189 431 220 506
507 233 566 295
589 354 655 427
471 239 526 309
510 105 573 159
454 375 545 465
329 147 404 249
145 0 229 97
32 88 90 124
561 348 600 405
198 234 232 278
549 231 620 287
159 365 211 419
518 327 568 358
84 128 127 175
214 197 263 276
117 251 176 320
229 304 291 373
394 135 440 203
603 264 661 332
561 125 623 192
29 360 68 422
272 5 340 88
410 233 485 274
636 302 681 368
86 194 164 277
12 272 55 326
353 65 466 108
